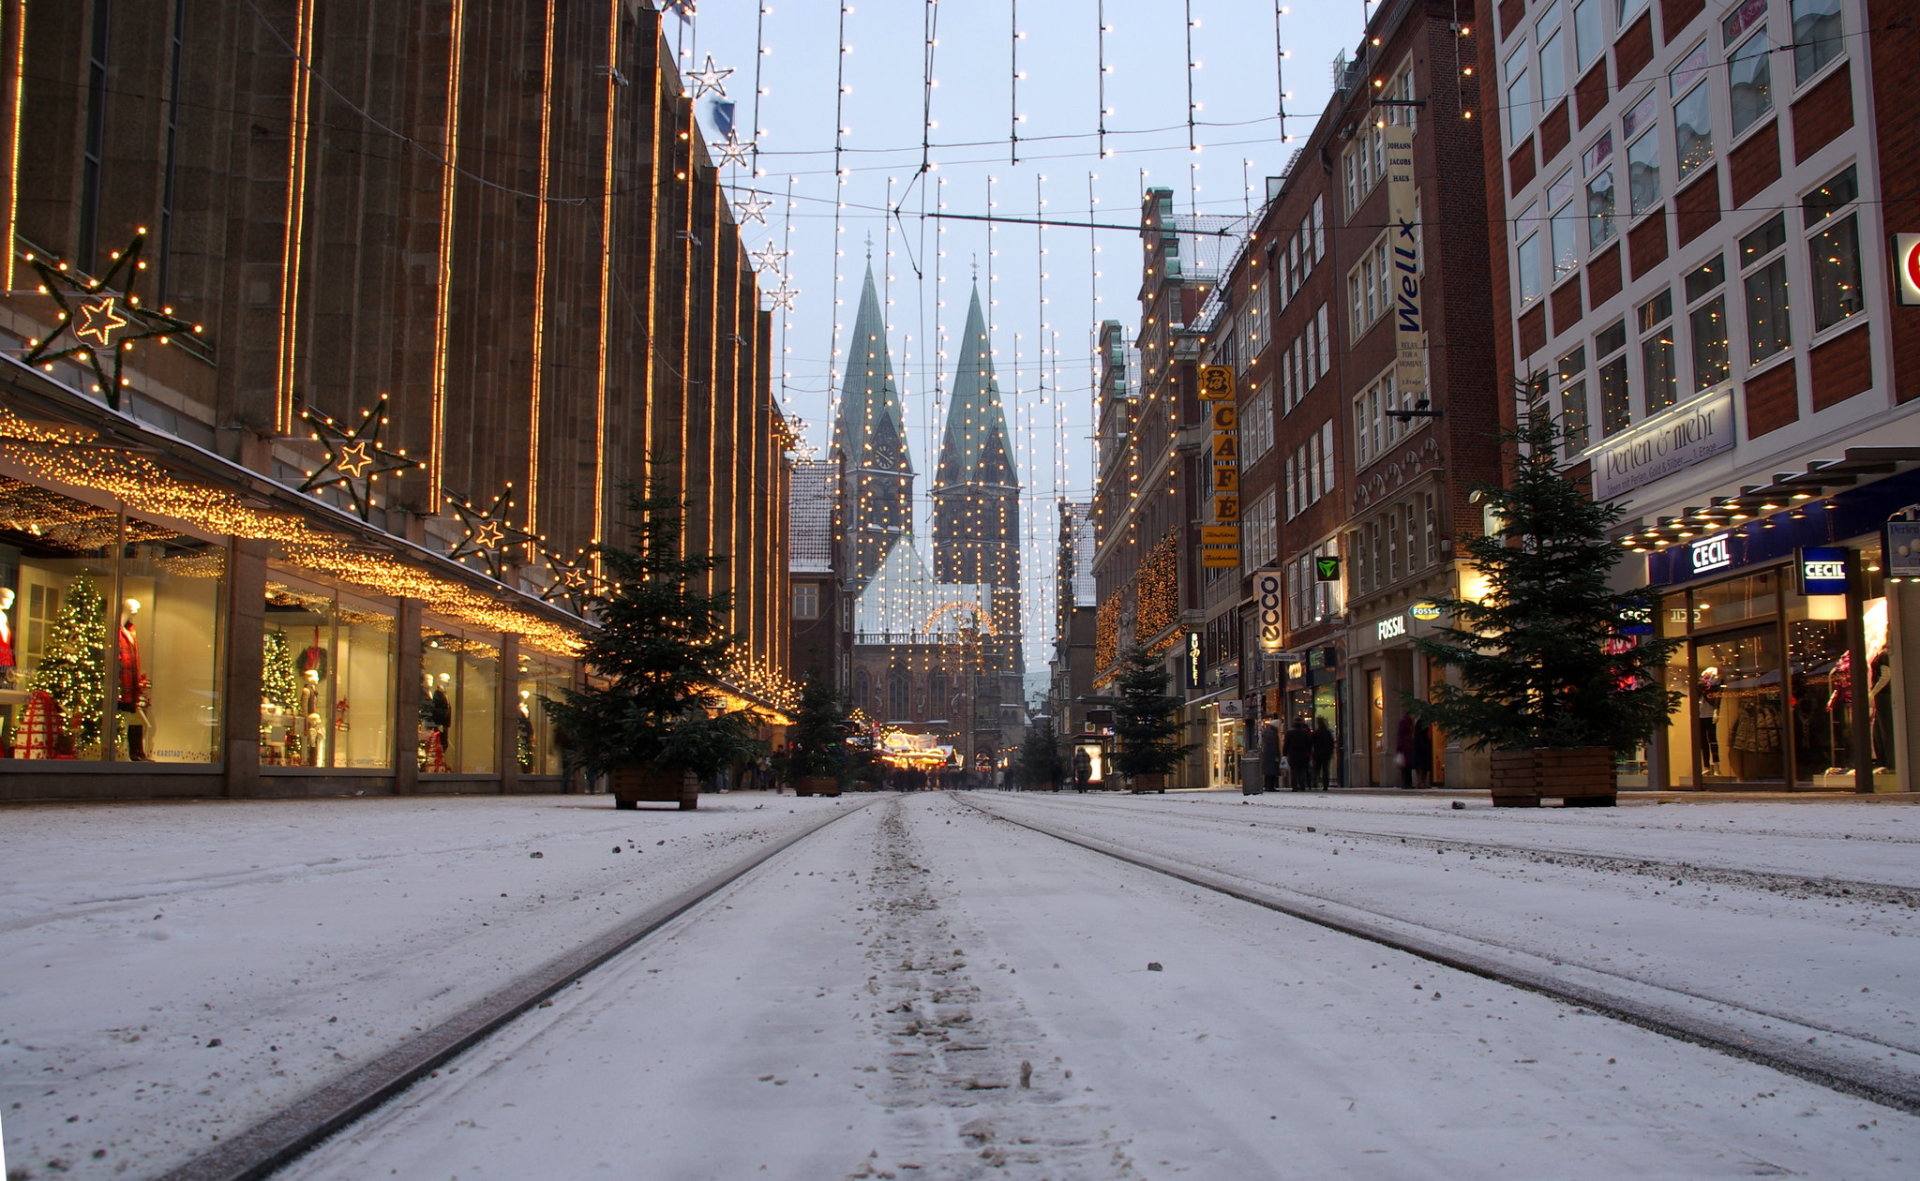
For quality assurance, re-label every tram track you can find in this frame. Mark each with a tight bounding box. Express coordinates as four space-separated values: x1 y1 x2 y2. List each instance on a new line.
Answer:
958 792 1920 1118
151 795 884 1181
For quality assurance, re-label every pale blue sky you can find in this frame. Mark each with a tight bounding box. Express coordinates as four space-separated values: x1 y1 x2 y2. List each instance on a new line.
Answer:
679 0 1384 674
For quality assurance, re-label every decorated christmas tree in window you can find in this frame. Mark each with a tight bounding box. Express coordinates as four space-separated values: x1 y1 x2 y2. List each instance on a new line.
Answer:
27 572 108 753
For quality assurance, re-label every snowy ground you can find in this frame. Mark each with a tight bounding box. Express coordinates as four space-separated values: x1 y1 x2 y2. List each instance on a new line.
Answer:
3 788 1918 1179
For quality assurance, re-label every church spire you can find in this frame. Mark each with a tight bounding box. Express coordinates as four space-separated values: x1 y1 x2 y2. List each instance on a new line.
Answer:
933 285 1015 493
831 265 914 591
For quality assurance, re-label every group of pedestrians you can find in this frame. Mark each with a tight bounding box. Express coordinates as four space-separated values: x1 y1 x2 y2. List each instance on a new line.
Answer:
1259 716 1336 792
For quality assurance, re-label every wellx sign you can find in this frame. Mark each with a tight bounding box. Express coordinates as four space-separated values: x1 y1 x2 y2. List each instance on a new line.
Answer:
1384 122 1427 407
1592 389 1735 500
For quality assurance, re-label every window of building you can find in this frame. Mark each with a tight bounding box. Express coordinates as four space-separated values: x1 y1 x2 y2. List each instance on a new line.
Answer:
1584 132 1616 249
1318 420 1335 498
1538 5 1567 108
265 577 395 770
1791 0 1844 84
1572 0 1603 72
517 650 572 776
420 625 500 774
1596 321 1631 436
1548 170 1580 281
1283 422 1333 522
1685 253 1730 391
1344 127 1384 218
1349 236 1393 336
1311 196 1326 260
1740 212 1791 363
1803 164 1863 332
1314 304 1331 381
1242 491 1277 572
793 582 819 619
1638 289 1677 416
1505 48 1534 149
1623 92 1661 217
1517 201 1543 306
1617 0 1649 23
1386 505 1402 584
888 669 910 721
1556 346 1590 454
1244 381 1274 462
1727 24 1773 137
1354 367 1414 469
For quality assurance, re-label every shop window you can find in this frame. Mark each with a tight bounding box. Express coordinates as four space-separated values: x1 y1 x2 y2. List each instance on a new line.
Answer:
1791 0 1843 84
262 578 394 768
420 625 500 773
1803 165 1862 333
2 484 223 763
1556 346 1590 455
1740 213 1791 364
1684 253 1730 391
1637 289 1677 416
1596 321 1631 436
517 649 573 776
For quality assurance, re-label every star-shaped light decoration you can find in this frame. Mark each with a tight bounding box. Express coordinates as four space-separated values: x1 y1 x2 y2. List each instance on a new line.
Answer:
446 484 536 581
716 136 752 167
749 242 790 273
685 54 733 99
21 231 204 411
733 192 772 224
767 280 799 311
297 395 423 521
536 549 599 616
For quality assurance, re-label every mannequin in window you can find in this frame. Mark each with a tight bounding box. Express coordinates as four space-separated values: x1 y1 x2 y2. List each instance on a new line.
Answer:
0 586 15 688
1697 667 1721 772
1869 651 1893 772
119 598 151 761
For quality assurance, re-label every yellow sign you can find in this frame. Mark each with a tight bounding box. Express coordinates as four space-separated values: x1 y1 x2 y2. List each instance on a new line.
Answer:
1211 404 1238 431
1198 365 1235 401
1214 466 1240 492
1202 547 1241 569
1201 526 1240 545
1211 433 1239 462
1213 493 1241 522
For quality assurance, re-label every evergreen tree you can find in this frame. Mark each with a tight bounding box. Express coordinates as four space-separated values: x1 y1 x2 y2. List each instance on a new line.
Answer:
783 676 850 780
1111 644 1193 778
542 486 760 778
1409 396 1682 752
261 629 300 714
1018 715 1063 789
28 572 108 750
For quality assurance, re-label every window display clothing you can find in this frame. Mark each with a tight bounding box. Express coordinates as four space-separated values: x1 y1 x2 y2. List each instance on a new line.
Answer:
117 616 150 760
0 587 15 688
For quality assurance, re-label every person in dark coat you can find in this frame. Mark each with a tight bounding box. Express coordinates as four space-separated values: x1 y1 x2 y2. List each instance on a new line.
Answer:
1258 721 1281 793
1311 717 1336 791
1072 747 1093 792
1412 718 1434 788
1395 713 1417 788
1283 718 1314 791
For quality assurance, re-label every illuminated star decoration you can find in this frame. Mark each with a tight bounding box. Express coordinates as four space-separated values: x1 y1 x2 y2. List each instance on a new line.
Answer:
446 484 536 580
297 396 422 521
749 242 790 273
767 280 799 311
21 232 203 411
733 192 772 224
716 136 752 167
685 54 732 99
661 0 696 17
536 549 598 616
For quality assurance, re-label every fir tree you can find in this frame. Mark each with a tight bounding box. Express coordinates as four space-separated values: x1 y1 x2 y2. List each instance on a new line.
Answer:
27 572 108 750
1018 715 1063 789
542 486 760 778
261 629 301 714
1111 644 1193 779
1409 395 1683 753
783 676 850 781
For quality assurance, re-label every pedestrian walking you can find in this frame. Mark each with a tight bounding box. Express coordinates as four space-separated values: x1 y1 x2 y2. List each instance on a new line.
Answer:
1283 718 1313 792
1311 717 1336 791
1072 747 1093 792
1395 713 1416 788
1412 718 1433 788
1259 721 1282 794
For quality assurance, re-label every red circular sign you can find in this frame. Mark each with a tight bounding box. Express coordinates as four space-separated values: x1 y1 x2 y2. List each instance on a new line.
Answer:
1907 238 1920 293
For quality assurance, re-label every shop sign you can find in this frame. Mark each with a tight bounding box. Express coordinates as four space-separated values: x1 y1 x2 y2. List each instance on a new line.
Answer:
1409 601 1442 621
1219 699 1244 719
1198 364 1235 400
1254 569 1285 651
1384 121 1426 410
1187 630 1204 689
1314 555 1341 582
1887 520 1920 577
1376 614 1407 641
1796 547 1849 596
1896 234 1920 307
1690 532 1733 576
1592 388 1735 500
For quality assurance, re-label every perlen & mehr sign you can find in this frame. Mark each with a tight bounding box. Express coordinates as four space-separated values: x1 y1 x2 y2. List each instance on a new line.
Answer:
1591 388 1734 501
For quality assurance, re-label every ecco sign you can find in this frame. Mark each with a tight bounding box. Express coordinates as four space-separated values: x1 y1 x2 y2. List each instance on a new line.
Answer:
1690 533 1733 576
1254 569 1284 652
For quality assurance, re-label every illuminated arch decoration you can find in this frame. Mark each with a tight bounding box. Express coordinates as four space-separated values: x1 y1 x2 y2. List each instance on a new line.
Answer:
445 483 535 580
298 396 423 521
20 232 203 411
923 599 997 637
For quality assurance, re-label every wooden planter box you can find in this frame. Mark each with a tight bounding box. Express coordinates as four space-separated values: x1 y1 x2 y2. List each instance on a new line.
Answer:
792 774 840 798
1127 772 1168 794
1488 747 1616 808
610 764 700 811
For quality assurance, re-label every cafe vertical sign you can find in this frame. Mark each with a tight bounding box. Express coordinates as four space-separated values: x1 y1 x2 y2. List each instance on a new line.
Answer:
1384 119 1426 408
1199 364 1242 568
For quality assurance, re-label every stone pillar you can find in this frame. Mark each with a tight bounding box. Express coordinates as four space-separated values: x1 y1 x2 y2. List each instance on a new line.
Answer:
498 634 521 794
221 539 268 797
392 599 422 795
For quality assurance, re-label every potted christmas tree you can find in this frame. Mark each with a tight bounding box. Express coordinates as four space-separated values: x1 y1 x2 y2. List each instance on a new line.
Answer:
783 676 848 798
1111 644 1193 793
28 571 108 757
542 487 761 810
1409 394 1681 806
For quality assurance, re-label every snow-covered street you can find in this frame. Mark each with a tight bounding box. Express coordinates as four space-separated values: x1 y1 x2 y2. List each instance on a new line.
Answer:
3 789 1918 1179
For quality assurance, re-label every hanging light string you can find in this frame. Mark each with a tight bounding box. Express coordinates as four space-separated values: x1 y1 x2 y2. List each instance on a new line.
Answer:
920 0 939 178
1096 0 1109 161
778 175 797 413
1275 1 1292 145
1009 0 1020 166
1184 0 1197 154
751 1 769 179
824 3 851 445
